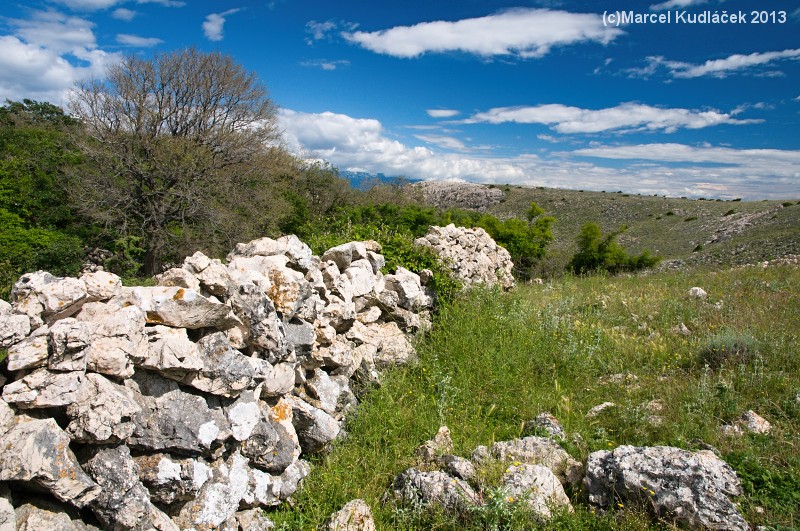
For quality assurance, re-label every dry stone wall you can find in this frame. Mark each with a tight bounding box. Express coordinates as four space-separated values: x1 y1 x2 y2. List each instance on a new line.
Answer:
0 233 447 530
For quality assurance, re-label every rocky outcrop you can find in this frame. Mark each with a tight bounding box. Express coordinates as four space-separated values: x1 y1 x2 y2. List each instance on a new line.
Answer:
0 231 457 530
585 445 749 530
416 224 515 290
413 181 504 211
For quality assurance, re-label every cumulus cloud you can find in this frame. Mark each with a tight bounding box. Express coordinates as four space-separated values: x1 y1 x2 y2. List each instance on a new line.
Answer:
0 35 118 104
112 8 137 21
116 34 163 47
631 50 800 79
278 109 798 199
426 109 461 118
10 10 97 53
203 9 241 42
650 0 707 12
344 8 623 59
463 102 759 133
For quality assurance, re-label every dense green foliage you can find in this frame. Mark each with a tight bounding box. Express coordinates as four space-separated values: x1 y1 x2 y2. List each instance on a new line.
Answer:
271 265 800 529
0 100 87 297
567 222 660 275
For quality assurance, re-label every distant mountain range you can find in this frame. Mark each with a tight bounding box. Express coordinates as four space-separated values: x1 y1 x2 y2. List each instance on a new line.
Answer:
339 171 421 190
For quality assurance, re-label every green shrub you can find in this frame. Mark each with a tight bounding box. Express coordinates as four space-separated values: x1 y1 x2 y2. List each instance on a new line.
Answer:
698 329 758 369
566 222 660 275
724 209 736 216
684 216 697 222
665 211 675 216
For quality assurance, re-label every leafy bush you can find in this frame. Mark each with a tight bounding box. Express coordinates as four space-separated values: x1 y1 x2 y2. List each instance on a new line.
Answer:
724 209 736 216
0 208 83 299
566 222 660 275
698 329 758 369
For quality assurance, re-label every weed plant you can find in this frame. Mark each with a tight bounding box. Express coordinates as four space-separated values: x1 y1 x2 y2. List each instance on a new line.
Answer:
271 265 800 530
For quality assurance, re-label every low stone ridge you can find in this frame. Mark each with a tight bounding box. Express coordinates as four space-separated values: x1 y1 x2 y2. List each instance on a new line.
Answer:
0 231 469 530
413 180 504 211
415 224 515 290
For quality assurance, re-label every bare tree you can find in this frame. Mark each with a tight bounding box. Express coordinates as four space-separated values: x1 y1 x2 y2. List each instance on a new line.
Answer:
69 48 280 275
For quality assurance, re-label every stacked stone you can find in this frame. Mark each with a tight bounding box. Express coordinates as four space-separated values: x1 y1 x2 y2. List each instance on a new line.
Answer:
415 224 515 291
0 235 436 531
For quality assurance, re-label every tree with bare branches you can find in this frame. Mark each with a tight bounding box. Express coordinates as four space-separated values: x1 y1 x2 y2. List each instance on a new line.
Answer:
69 48 281 275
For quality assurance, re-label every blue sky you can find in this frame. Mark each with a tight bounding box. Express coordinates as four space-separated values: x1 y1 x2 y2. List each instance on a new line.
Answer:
1 0 798 199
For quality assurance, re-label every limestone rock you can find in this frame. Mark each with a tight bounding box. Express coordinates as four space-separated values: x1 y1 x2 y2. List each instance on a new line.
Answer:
235 508 275 531
183 252 231 296
285 395 341 454
384 267 432 311
328 499 376 531
134 454 213 506
438 454 477 483
413 181 503 211
155 267 201 292
141 325 204 380
415 224 515 290
225 281 288 360
48 318 92 372
174 451 252 531
721 410 771 436
113 286 238 329
0 484 14 531
0 417 100 507
14 499 95 531
393 468 480 514
79 304 147 378
416 426 453 462
183 332 256 397
2 369 85 408
585 445 748 530
487 436 583 487
80 444 179 531
526 412 565 440
124 371 230 455
501 464 572 520
6 325 49 371
66 373 140 443
322 242 368 271
688 287 708 299
0 312 30 348
80 270 122 302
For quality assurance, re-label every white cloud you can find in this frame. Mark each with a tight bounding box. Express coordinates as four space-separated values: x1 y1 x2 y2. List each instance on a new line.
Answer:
344 8 623 59
0 35 119 104
673 49 800 78
10 10 97 54
414 134 468 151
116 34 163 47
203 9 241 42
112 8 137 21
464 102 759 133
426 109 460 118
632 50 800 79
278 109 799 199
650 0 706 12
572 143 800 166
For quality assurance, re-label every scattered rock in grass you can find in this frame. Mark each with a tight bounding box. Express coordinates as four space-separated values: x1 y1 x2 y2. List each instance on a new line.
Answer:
586 402 616 419
416 426 453 463
501 463 573 520
721 410 771 436
672 322 692 336
525 412 565 440
585 445 749 530
688 287 708 299
328 499 376 531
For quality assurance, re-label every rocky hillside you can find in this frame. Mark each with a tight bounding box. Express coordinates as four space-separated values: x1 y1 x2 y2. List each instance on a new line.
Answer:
412 182 800 270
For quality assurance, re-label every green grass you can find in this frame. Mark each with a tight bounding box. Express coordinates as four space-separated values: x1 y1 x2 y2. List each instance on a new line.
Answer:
270 265 800 530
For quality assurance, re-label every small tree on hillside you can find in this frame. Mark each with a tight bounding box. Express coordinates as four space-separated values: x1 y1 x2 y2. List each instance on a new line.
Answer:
567 222 659 275
68 48 281 275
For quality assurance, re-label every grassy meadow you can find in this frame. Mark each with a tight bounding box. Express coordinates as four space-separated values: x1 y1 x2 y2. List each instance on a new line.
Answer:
271 264 800 530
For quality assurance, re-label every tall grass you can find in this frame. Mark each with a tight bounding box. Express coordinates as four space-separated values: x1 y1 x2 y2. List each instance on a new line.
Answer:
271 265 800 529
